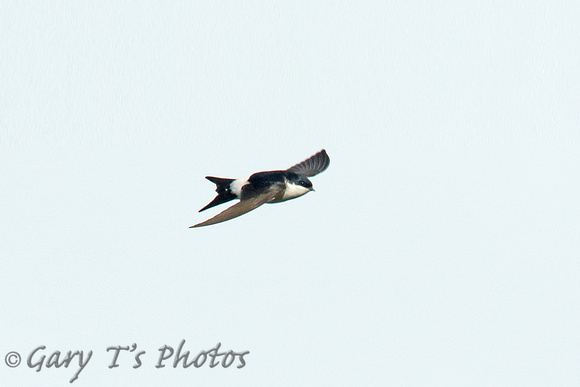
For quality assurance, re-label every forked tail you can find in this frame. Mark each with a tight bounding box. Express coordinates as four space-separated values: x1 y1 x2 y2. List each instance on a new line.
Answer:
199 176 237 212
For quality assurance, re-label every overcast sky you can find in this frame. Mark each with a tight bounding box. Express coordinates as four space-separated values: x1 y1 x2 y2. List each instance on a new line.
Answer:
1 2 579 386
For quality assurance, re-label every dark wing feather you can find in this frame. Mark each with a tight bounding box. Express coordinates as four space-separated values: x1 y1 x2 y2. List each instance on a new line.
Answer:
189 185 284 228
287 149 330 177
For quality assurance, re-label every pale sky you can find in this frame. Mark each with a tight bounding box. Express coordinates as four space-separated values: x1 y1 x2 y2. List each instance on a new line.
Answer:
1 2 579 386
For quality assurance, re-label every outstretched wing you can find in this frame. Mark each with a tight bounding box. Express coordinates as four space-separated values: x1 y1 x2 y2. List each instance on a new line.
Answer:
190 185 284 228
287 149 330 177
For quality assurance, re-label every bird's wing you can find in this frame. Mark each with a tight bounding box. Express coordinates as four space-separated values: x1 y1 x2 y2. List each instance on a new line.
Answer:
287 149 330 177
189 185 284 228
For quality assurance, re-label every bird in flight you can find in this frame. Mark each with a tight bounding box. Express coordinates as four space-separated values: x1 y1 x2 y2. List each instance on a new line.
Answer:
190 149 330 228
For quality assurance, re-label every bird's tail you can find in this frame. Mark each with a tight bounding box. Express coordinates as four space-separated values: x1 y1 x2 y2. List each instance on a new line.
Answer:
199 176 237 212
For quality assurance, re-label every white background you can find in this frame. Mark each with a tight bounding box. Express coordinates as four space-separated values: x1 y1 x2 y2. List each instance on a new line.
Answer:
1 2 579 386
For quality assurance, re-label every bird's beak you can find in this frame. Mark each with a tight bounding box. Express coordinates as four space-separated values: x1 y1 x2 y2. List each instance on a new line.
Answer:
310 188 315 192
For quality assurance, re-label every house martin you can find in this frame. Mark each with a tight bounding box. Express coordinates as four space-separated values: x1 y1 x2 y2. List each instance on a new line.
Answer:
190 149 330 228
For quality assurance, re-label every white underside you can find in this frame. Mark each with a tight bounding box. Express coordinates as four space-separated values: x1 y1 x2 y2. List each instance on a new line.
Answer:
230 178 310 202
279 181 311 202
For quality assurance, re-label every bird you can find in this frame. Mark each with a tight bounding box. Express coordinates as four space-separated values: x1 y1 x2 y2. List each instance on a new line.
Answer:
190 149 330 228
